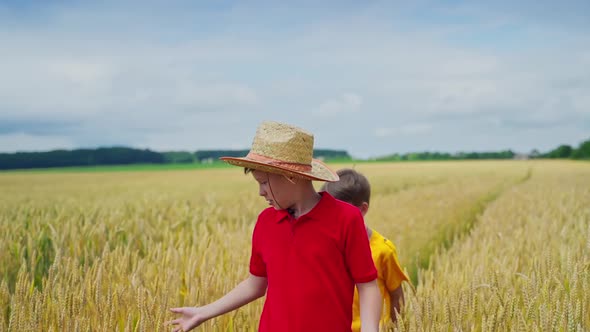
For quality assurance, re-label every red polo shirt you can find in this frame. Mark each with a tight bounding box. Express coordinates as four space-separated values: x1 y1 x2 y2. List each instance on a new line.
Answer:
250 192 378 332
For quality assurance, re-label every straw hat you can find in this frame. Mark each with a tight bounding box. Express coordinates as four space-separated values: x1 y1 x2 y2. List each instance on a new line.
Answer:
220 121 339 182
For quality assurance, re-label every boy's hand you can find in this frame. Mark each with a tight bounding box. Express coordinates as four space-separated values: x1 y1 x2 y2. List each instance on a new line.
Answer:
164 274 266 331
165 307 206 332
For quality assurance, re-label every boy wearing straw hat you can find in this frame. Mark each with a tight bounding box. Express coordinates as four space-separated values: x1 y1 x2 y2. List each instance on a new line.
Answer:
166 121 382 332
321 169 410 331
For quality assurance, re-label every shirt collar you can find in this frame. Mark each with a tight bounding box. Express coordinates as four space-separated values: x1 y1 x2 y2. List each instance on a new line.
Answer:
274 191 335 223
275 209 291 223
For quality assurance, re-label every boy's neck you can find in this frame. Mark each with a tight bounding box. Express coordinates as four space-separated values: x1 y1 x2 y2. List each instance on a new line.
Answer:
366 226 372 239
287 185 321 219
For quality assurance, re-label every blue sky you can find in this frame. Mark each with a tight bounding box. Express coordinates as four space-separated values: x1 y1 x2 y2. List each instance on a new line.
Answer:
1 0 589 158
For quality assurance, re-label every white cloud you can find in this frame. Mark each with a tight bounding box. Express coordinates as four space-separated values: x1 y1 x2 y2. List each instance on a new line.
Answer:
375 123 434 137
402 123 434 134
425 79 501 115
374 127 395 138
316 93 362 116
0 1 588 156
47 59 113 85
0 56 114 116
0 133 76 152
174 83 259 108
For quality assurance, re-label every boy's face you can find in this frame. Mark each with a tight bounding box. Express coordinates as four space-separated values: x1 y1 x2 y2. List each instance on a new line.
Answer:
251 170 296 210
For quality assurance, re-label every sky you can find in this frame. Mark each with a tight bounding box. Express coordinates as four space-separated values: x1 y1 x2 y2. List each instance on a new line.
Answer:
1 0 589 159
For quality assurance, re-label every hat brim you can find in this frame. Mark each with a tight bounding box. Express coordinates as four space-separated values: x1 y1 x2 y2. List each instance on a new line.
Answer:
220 156 339 182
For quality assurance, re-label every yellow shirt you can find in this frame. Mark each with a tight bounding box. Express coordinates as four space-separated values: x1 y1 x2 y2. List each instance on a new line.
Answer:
351 229 409 332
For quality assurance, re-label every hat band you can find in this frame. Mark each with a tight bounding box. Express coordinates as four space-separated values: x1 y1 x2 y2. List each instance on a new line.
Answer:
246 152 312 173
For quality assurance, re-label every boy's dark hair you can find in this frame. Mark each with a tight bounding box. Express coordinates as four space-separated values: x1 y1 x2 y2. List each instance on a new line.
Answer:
321 168 370 207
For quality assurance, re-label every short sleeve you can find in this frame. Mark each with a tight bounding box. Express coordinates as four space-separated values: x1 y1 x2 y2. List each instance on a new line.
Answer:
344 209 377 283
381 241 409 291
249 217 267 277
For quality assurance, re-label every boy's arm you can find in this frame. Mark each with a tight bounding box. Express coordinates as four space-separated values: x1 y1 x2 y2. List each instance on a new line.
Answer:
165 274 267 332
388 286 404 323
357 279 382 332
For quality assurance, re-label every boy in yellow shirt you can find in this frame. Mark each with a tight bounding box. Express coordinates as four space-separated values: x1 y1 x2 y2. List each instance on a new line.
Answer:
322 168 409 331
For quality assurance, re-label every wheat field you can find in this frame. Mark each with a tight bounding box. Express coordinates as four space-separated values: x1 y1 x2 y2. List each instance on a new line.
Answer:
0 160 588 331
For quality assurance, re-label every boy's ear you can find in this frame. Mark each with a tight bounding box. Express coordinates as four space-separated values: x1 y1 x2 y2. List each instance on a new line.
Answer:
359 202 369 216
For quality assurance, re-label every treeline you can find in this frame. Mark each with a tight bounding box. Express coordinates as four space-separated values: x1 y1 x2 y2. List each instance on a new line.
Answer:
0 148 351 170
1 138 588 170
538 138 590 159
375 137 590 162
376 150 516 161
0 148 165 170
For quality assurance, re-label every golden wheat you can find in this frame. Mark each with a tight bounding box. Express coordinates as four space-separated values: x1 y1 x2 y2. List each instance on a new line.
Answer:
0 161 587 331
392 161 590 331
